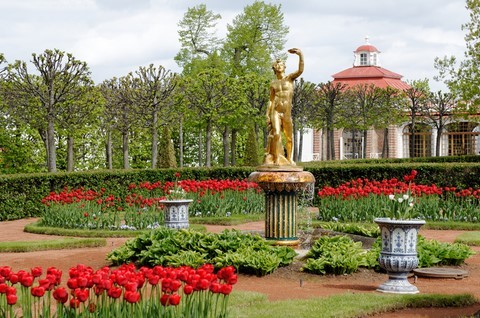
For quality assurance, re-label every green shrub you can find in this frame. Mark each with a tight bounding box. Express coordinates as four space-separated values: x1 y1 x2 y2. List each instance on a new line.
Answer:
302 235 375 275
107 228 296 276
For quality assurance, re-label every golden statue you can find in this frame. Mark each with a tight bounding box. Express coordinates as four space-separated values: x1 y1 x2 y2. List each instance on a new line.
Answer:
264 48 304 166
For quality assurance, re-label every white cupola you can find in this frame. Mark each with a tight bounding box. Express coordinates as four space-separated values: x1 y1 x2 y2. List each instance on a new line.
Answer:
353 36 381 67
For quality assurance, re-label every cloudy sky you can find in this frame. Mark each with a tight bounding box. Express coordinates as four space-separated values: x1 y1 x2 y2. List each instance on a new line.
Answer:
0 0 469 91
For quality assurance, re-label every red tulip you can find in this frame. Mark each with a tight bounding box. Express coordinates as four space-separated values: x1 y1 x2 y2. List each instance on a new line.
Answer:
160 294 170 306
31 286 45 298
75 288 89 302
20 274 34 287
53 287 69 303
8 274 19 284
6 294 17 305
70 298 80 309
220 284 232 295
107 286 122 299
31 266 43 278
169 293 181 306
183 284 194 295
124 290 141 303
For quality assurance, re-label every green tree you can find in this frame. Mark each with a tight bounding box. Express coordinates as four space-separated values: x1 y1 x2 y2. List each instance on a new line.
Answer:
313 81 348 160
292 78 316 162
100 75 140 169
402 79 430 158
6 49 92 172
244 124 260 166
434 0 480 104
340 84 385 159
376 87 405 158
134 64 177 168
175 4 221 69
0 53 6 77
222 1 288 76
182 67 243 167
158 125 177 168
57 86 102 171
423 91 456 157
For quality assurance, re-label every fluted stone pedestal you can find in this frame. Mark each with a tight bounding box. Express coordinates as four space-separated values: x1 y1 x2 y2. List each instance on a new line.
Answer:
249 166 315 246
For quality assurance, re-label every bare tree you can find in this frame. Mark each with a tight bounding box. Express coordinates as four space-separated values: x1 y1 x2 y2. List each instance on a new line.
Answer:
313 81 347 160
134 64 177 168
423 91 456 156
7 49 92 172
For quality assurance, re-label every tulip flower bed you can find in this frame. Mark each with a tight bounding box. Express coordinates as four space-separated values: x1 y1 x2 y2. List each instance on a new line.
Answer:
40 179 263 230
0 263 237 317
316 171 480 222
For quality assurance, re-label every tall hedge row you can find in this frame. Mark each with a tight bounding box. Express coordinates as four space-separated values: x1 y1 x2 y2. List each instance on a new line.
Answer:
1 159 480 221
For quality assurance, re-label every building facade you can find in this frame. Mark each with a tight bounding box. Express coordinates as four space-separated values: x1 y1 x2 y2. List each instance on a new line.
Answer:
301 39 480 162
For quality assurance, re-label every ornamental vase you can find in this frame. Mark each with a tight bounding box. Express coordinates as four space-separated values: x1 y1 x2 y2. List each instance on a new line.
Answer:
159 199 193 229
374 217 426 294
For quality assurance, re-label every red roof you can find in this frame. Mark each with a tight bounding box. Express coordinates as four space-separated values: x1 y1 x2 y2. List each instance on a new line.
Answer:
332 66 410 90
355 44 379 52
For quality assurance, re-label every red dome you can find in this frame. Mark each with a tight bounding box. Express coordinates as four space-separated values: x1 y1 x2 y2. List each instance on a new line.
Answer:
355 44 379 53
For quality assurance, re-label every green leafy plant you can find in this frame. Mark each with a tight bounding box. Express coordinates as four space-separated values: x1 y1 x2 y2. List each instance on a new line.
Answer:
416 236 475 267
302 235 374 275
107 228 296 276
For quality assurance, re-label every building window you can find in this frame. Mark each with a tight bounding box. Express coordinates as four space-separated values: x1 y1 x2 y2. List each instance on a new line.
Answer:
360 53 368 66
446 122 480 156
403 124 432 158
342 129 363 159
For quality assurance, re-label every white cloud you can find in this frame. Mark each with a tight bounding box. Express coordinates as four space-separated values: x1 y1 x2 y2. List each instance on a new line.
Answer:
0 0 470 90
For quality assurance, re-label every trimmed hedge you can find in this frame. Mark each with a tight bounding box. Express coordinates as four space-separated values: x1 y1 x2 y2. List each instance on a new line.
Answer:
1 158 480 221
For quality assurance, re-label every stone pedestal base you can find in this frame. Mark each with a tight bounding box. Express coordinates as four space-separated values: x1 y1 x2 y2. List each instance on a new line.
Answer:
249 166 315 246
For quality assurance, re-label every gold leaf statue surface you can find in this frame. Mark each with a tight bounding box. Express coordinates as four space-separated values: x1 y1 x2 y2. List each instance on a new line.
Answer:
264 48 304 167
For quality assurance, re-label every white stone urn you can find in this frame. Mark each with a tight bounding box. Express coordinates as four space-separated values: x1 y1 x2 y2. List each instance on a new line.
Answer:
159 199 193 229
374 217 426 294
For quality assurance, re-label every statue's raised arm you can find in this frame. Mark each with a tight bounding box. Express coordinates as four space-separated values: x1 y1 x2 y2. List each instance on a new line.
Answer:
287 48 304 80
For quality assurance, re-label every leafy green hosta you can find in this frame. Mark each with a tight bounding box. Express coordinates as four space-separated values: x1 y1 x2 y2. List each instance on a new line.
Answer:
107 228 296 276
302 235 375 275
416 236 475 267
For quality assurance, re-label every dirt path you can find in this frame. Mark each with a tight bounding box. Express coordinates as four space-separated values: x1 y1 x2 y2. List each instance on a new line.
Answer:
1 218 480 317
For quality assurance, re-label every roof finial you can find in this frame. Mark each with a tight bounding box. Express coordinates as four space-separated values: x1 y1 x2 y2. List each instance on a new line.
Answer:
365 35 370 44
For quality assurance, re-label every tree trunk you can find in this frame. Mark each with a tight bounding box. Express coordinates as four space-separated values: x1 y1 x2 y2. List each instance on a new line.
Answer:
293 123 298 162
436 126 442 157
382 127 389 158
47 117 57 172
222 126 229 167
198 131 203 167
106 130 113 169
326 113 335 160
122 131 129 169
179 118 184 168
38 128 49 170
410 117 416 158
67 136 74 172
151 109 158 169
298 129 304 162
363 130 368 159
230 128 237 166
205 120 212 167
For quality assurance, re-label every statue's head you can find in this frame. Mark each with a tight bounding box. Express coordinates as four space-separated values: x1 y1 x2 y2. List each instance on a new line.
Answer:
272 59 285 73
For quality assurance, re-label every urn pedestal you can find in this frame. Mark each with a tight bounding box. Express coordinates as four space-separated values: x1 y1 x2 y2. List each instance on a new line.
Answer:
374 218 426 294
249 166 315 246
159 199 193 229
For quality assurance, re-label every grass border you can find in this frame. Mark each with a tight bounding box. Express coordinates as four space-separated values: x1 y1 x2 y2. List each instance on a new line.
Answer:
0 237 106 253
229 291 478 318
24 221 206 237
